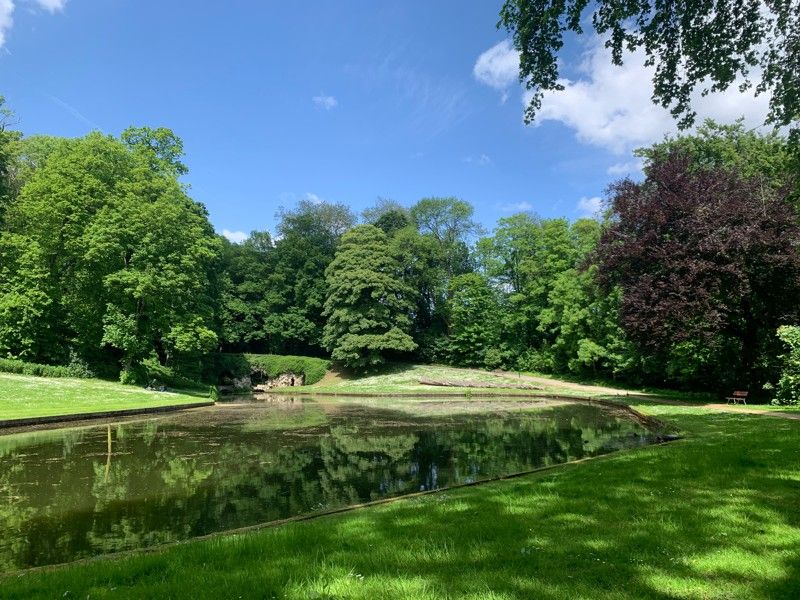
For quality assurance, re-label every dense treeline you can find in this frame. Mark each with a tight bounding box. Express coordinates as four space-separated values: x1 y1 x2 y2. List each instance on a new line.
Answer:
0 96 798 401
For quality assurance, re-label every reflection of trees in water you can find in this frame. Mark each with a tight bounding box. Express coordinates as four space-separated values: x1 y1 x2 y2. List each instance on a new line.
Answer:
0 403 650 570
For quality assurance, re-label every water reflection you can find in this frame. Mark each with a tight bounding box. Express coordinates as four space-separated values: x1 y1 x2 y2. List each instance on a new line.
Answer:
0 398 657 570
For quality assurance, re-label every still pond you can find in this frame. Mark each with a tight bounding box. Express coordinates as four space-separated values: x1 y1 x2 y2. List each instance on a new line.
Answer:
0 397 660 570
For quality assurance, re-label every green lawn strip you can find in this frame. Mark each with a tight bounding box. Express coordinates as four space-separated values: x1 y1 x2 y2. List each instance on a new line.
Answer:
5 405 799 600
0 373 209 421
739 404 800 412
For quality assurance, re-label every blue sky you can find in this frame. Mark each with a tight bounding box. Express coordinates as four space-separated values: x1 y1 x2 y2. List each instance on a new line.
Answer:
0 1 770 241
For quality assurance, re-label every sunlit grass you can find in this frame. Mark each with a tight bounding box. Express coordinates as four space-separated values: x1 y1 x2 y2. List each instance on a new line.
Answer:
0 373 209 421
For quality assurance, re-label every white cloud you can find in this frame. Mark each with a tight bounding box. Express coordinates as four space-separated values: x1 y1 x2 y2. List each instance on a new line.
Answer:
0 0 13 48
607 159 644 176
221 229 247 244
303 192 324 204
462 153 492 166
0 0 69 49
577 196 603 217
312 94 338 110
35 0 67 13
473 40 519 100
529 38 771 155
502 201 534 213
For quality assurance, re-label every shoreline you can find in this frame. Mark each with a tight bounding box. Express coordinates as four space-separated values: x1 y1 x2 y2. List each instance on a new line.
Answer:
0 401 215 431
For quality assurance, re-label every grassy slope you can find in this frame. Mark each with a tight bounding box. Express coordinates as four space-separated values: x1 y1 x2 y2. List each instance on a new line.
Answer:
4 395 800 598
0 373 209 420
288 364 605 398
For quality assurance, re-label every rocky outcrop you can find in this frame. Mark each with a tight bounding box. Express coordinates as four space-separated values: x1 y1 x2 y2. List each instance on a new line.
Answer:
253 372 304 392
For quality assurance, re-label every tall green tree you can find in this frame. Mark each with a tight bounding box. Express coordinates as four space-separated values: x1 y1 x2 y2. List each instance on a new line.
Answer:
322 225 416 369
0 97 21 228
266 199 355 354
218 232 274 352
362 198 412 236
0 234 55 360
478 215 601 370
4 130 220 373
443 273 503 368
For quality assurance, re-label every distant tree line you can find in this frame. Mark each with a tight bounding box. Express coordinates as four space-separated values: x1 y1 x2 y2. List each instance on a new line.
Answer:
0 96 798 400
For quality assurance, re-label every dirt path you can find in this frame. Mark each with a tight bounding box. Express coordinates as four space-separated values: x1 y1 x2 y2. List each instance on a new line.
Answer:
700 403 800 420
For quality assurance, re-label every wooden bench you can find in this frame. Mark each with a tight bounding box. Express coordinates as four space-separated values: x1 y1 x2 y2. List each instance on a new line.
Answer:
726 390 748 405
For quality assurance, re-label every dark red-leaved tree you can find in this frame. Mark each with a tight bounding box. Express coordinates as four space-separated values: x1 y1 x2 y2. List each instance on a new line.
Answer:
596 153 800 390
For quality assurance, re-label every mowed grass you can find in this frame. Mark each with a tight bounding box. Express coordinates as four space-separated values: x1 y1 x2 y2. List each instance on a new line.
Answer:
0 373 209 420
4 405 799 599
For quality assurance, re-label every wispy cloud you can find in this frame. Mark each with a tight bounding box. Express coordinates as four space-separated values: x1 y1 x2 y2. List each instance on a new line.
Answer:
462 153 492 166
221 229 247 244
35 0 67 13
0 0 69 49
577 196 603 217
0 0 14 49
312 94 338 110
49 95 102 130
345 49 471 139
303 192 324 204
607 159 644 176
501 201 534 213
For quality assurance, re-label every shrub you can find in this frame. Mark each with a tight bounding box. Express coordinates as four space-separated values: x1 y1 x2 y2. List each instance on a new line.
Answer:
0 357 87 378
211 353 330 386
118 367 142 386
243 354 330 385
774 326 800 405
138 357 210 392
66 350 97 379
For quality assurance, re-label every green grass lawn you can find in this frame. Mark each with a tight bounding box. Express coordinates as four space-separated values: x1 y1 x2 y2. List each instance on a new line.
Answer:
0 373 210 421
4 401 799 599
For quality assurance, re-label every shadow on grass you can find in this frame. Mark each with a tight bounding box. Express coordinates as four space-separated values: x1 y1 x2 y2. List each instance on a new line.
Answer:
4 410 800 599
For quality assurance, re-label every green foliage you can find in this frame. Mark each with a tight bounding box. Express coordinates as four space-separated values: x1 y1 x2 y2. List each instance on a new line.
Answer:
0 96 21 227
3 129 220 372
221 201 356 356
323 225 417 369
210 353 330 385
475 214 630 378
500 1 800 129
0 233 55 361
362 198 411 236
242 354 330 385
120 126 188 176
443 273 503 368
637 120 795 191
0 357 91 379
775 326 800 405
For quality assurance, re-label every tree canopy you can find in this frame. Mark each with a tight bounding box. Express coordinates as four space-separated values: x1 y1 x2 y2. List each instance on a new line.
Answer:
1 129 220 376
1 94 799 399
596 151 800 388
322 225 417 369
499 0 800 130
